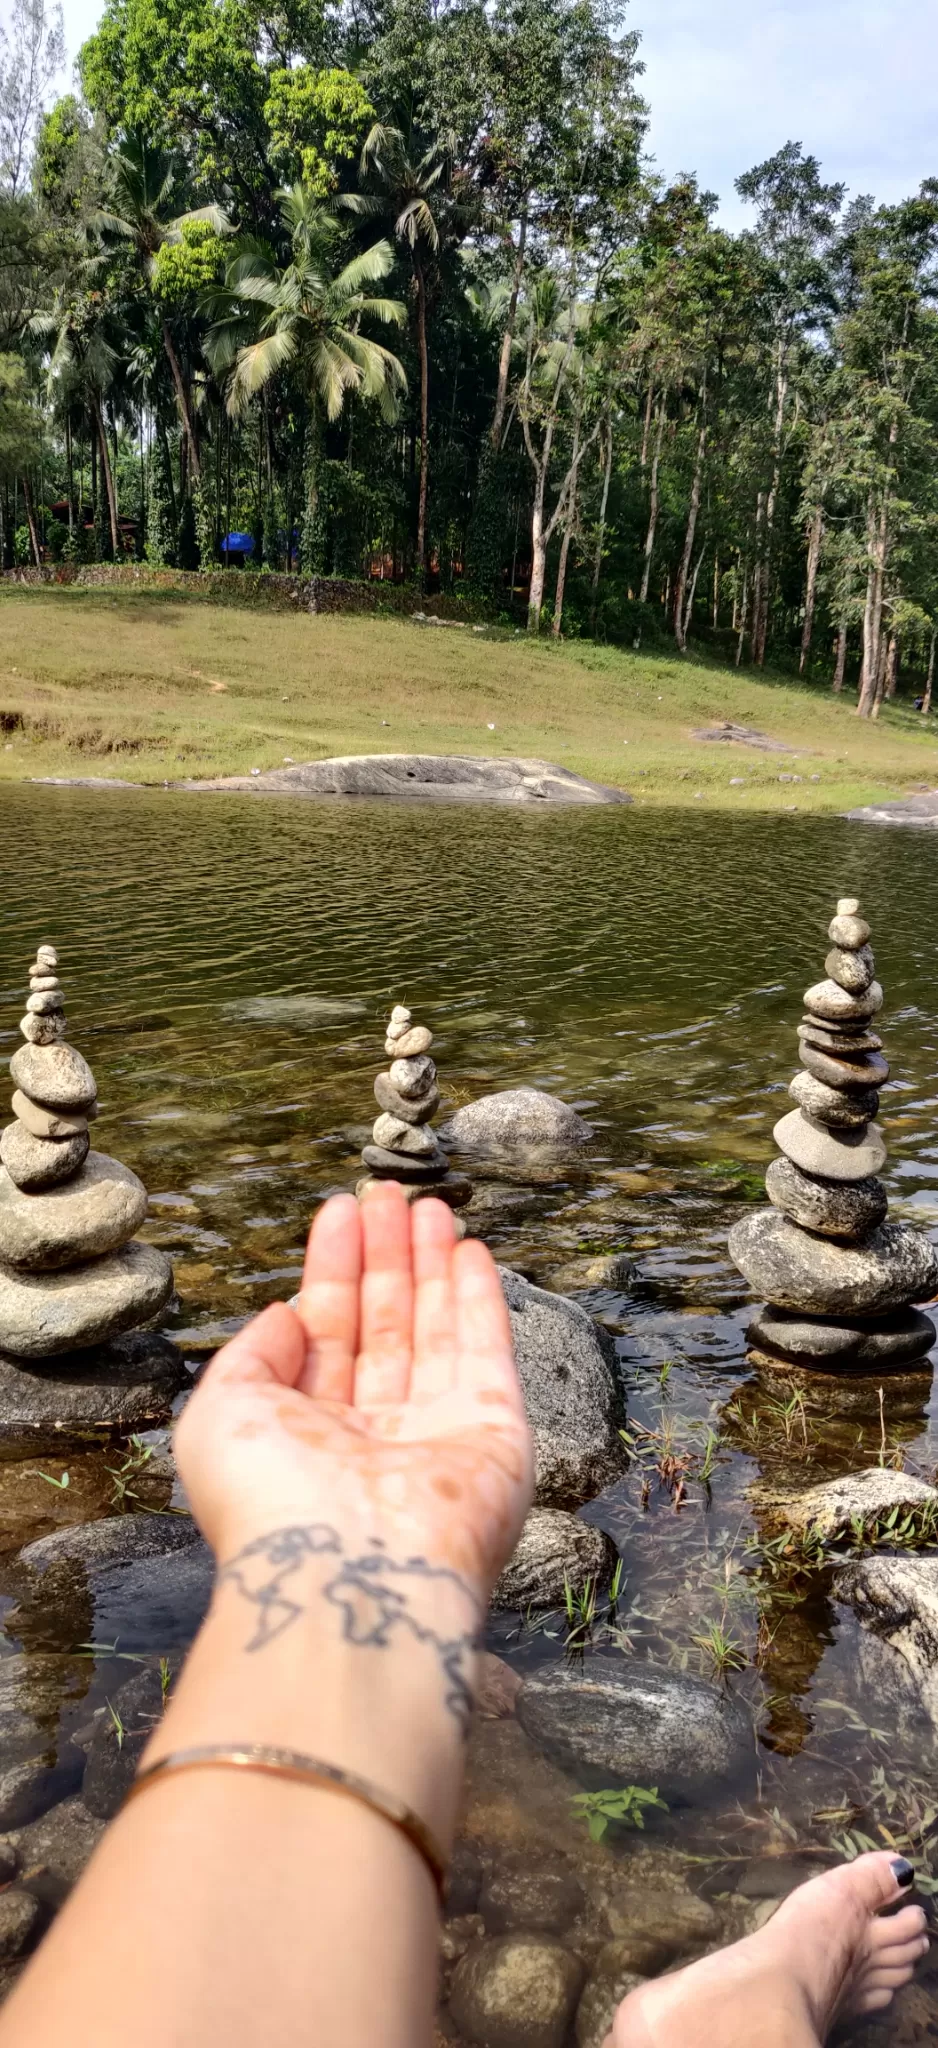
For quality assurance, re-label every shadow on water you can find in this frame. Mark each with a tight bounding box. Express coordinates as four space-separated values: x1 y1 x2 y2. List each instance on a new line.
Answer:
0 789 937 2030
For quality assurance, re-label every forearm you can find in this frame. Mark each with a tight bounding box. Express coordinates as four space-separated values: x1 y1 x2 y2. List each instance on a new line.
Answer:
0 1526 477 2048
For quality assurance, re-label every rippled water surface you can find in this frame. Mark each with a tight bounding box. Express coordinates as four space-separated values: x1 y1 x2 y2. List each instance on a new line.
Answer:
1 787 938 2033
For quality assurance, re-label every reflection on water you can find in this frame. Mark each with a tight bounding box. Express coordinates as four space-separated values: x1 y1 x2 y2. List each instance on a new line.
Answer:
1 789 938 2028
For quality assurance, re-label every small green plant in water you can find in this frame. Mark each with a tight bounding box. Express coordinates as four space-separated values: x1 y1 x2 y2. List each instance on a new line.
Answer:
572 1786 669 1842
693 1617 747 1678
563 1574 598 1648
107 1435 154 1512
106 1700 126 1750
159 1657 172 1708
25 1468 69 1489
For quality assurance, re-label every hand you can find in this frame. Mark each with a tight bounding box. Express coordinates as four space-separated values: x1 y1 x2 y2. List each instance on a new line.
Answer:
175 1183 534 1605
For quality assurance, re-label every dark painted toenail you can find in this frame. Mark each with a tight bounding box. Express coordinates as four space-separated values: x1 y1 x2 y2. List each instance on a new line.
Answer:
891 1858 915 1889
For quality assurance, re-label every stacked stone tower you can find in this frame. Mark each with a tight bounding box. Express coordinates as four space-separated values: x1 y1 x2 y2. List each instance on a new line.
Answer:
358 1005 471 1209
0 947 174 1359
729 898 938 1372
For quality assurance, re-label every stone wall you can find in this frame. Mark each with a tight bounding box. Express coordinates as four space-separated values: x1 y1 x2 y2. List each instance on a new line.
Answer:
2 563 485 622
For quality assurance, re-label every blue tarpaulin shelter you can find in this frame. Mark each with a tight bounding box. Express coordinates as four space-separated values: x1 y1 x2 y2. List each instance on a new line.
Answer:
222 532 254 559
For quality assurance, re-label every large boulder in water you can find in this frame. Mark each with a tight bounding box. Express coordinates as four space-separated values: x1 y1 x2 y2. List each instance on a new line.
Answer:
441 1088 591 1156
834 1556 938 1731
516 1661 752 1804
499 1270 626 1508
492 1509 614 1609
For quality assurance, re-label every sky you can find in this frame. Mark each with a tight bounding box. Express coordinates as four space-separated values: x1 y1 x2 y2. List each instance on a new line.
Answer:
7 0 937 231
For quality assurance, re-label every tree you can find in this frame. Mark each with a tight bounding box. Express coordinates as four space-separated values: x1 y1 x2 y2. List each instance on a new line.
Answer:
0 0 64 201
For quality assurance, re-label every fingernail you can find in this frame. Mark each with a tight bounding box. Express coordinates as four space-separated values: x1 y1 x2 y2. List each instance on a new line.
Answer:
891 1858 915 1889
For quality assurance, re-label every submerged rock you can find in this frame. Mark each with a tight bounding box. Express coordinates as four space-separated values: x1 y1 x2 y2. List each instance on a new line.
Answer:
516 1662 751 1804
750 1467 938 1539
834 1556 938 1728
4 1796 104 1908
449 1933 585 2048
576 1956 647 2048
478 1865 585 1937
747 1305 935 1369
0 1330 186 1448
499 1270 626 1508
491 1510 613 1610
442 1089 591 1155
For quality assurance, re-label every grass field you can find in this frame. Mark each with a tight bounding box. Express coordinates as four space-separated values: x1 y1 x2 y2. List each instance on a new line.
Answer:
1 582 936 811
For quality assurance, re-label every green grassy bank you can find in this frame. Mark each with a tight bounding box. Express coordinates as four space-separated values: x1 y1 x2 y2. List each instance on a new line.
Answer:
1 582 936 811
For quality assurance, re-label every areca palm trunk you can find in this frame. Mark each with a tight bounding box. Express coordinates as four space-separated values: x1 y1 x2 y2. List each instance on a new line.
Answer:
799 502 825 674
93 397 119 557
491 201 528 453
414 257 430 589
162 319 200 481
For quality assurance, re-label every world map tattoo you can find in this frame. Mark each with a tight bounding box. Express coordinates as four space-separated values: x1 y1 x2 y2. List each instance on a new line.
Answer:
217 1524 482 1732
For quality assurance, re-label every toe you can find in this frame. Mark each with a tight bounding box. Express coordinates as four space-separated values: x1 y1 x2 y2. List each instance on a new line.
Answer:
853 1987 897 2015
864 1962 923 1990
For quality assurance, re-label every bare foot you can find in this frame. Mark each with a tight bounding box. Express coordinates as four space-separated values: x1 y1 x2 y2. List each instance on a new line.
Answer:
607 1854 929 2047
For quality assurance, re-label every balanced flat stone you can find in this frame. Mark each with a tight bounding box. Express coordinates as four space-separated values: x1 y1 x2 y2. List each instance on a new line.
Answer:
747 1305 936 1369
373 1074 440 1125
774 1108 887 1180
10 1092 89 1142
788 1070 878 1128
798 1021 883 1055
0 1241 173 1358
765 1157 887 1239
388 1055 436 1100
25 991 64 1017
0 1154 149 1272
825 945 875 994
371 1114 438 1156
9 1044 96 1115
360 1144 448 1179
798 1042 889 1091
828 912 871 950
355 1171 472 1209
0 1331 186 1448
0 1123 90 1193
19 1015 65 1046
727 1209 938 1316
28 976 61 995
803 978 883 1024
385 1026 432 1059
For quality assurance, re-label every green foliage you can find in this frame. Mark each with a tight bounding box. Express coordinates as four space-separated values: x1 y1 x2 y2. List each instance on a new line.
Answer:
152 221 227 305
146 434 175 565
265 66 373 196
0 350 37 478
571 1786 668 1842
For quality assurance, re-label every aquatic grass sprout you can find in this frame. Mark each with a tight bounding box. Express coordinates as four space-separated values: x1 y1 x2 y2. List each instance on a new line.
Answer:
571 1785 669 1843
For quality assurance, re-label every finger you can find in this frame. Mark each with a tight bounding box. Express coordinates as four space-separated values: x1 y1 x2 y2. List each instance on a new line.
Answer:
199 1301 307 1392
295 1192 362 1402
409 1198 458 1401
453 1239 526 1418
354 1180 415 1405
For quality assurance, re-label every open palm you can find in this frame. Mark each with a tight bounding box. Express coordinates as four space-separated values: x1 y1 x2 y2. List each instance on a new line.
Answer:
175 1184 534 1603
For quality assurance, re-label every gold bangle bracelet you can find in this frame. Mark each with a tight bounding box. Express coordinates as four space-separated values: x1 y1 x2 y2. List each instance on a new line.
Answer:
124 1743 448 1905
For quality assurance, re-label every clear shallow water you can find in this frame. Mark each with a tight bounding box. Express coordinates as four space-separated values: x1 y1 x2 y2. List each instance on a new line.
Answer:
1 789 938 2029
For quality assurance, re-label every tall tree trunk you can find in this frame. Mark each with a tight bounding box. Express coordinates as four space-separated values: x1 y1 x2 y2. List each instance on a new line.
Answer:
673 375 708 653
871 628 890 719
633 394 666 648
551 522 574 638
683 543 705 642
589 414 613 633
21 473 41 565
161 321 200 481
749 490 766 660
923 629 936 714
639 381 654 470
527 497 547 632
93 398 119 557
832 619 848 692
857 496 889 717
490 200 528 452
799 502 825 674
754 346 788 667
414 258 430 589
884 630 899 699
712 554 720 630
65 415 74 532
735 558 749 668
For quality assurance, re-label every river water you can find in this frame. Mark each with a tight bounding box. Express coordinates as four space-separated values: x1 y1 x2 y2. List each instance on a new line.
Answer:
1 786 938 2035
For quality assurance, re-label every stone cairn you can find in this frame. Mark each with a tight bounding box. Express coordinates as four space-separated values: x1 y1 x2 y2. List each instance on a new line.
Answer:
729 898 938 1374
358 1004 471 1209
0 946 174 1359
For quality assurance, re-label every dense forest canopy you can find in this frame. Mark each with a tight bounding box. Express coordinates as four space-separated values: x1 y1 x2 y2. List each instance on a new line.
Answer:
1 0 937 710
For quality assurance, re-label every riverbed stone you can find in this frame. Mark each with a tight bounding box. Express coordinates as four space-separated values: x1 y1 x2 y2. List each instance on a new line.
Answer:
798 1042 889 1092
765 1157 888 1239
748 1304 936 1368
0 1241 174 1359
788 1071 879 1128
373 1074 440 1125
576 1958 647 2048
386 1025 433 1059
825 945 875 994
834 1556 938 1729
773 1109 887 1180
0 1331 185 1447
0 1154 148 1272
0 1123 89 1192
479 1865 585 1937
371 1114 439 1156
499 1269 626 1507
19 1511 204 1576
751 1467 938 1540
516 1662 751 1803
728 1209 938 1316
9 1092 90 1142
19 1013 65 1045
449 1934 585 2048
803 977 883 1024
828 912 871 950
4 1796 105 1909
491 1510 613 1610
0 1758 70 1830
441 1089 591 1155
0 1888 40 1961
360 1143 448 1178
389 1055 436 1099
9 1043 96 1114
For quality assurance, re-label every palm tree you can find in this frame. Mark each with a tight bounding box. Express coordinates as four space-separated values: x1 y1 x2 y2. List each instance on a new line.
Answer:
355 125 453 587
205 185 406 572
96 132 228 481
33 284 123 556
